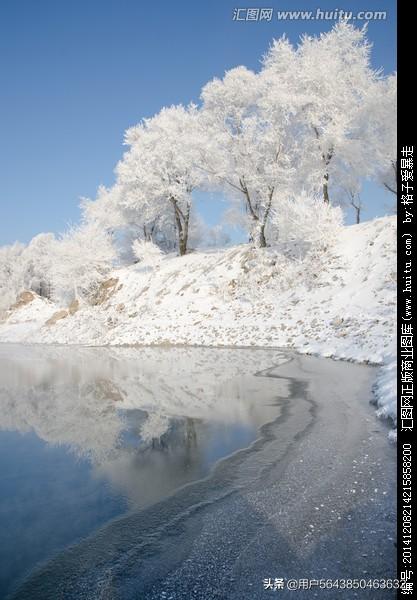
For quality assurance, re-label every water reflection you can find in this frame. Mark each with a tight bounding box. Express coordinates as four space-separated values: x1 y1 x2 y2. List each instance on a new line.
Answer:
0 345 289 598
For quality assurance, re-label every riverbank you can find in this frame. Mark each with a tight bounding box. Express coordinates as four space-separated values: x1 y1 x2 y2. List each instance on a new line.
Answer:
0 216 397 432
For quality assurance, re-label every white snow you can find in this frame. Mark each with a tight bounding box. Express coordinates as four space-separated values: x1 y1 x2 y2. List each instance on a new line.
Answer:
0 216 397 432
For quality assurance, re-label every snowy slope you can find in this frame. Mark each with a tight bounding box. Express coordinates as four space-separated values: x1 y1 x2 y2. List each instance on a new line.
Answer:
0 216 397 429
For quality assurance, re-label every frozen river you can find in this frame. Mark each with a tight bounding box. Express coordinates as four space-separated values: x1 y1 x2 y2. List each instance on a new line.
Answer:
0 345 396 599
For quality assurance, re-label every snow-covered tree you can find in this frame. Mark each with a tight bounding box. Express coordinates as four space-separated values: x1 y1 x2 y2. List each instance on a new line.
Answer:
349 191 363 224
82 184 162 264
81 184 127 234
262 22 382 205
0 242 25 310
336 186 363 224
0 234 57 310
200 66 295 247
51 222 117 303
79 22 394 254
21 233 56 298
117 104 204 256
358 73 397 196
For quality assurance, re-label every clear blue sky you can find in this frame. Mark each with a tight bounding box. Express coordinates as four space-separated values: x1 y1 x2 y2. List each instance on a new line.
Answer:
0 0 397 245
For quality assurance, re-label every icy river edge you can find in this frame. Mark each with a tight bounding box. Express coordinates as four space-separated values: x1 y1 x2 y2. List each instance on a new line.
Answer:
6 350 396 600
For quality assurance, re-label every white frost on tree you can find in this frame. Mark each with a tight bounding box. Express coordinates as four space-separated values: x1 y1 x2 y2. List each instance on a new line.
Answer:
357 73 397 196
271 192 344 249
132 239 164 268
0 234 57 310
262 22 385 205
0 242 26 310
51 222 117 304
200 66 295 248
0 21 397 305
117 104 204 256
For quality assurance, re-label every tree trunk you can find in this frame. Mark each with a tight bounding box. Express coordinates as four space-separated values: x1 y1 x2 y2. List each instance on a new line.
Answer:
383 160 397 196
355 206 361 224
323 174 330 204
249 220 267 248
179 205 190 256
179 234 187 256
171 197 190 256
313 126 332 204
350 195 361 224
258 224 267 248
240 177 270 248
143 224 155 242
258 187 274 248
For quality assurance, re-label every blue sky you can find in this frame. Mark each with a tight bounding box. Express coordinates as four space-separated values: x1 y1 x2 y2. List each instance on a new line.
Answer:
0 0 396 245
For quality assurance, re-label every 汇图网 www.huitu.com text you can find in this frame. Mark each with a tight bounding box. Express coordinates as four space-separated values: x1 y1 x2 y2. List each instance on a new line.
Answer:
232 8 387 22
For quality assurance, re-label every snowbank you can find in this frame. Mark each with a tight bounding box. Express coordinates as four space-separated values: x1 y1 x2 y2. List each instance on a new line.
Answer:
0 216 397 431
373 353 397 439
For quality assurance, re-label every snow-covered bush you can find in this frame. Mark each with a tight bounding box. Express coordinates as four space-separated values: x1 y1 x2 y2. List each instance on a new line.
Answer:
132 239 164 268
374 354 397 428
270 193 344 249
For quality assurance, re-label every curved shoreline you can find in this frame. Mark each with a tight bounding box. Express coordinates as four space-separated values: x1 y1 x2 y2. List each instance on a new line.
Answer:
8 353 396 600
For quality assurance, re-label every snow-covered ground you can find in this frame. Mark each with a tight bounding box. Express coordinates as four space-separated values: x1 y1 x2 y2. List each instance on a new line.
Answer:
0 216 397 432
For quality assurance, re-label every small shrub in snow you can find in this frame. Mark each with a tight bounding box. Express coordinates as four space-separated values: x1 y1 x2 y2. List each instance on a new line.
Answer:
270 193 344 250
132 239 164 268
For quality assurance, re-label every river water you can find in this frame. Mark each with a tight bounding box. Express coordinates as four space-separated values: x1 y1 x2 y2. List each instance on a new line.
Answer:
0 344 294 598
